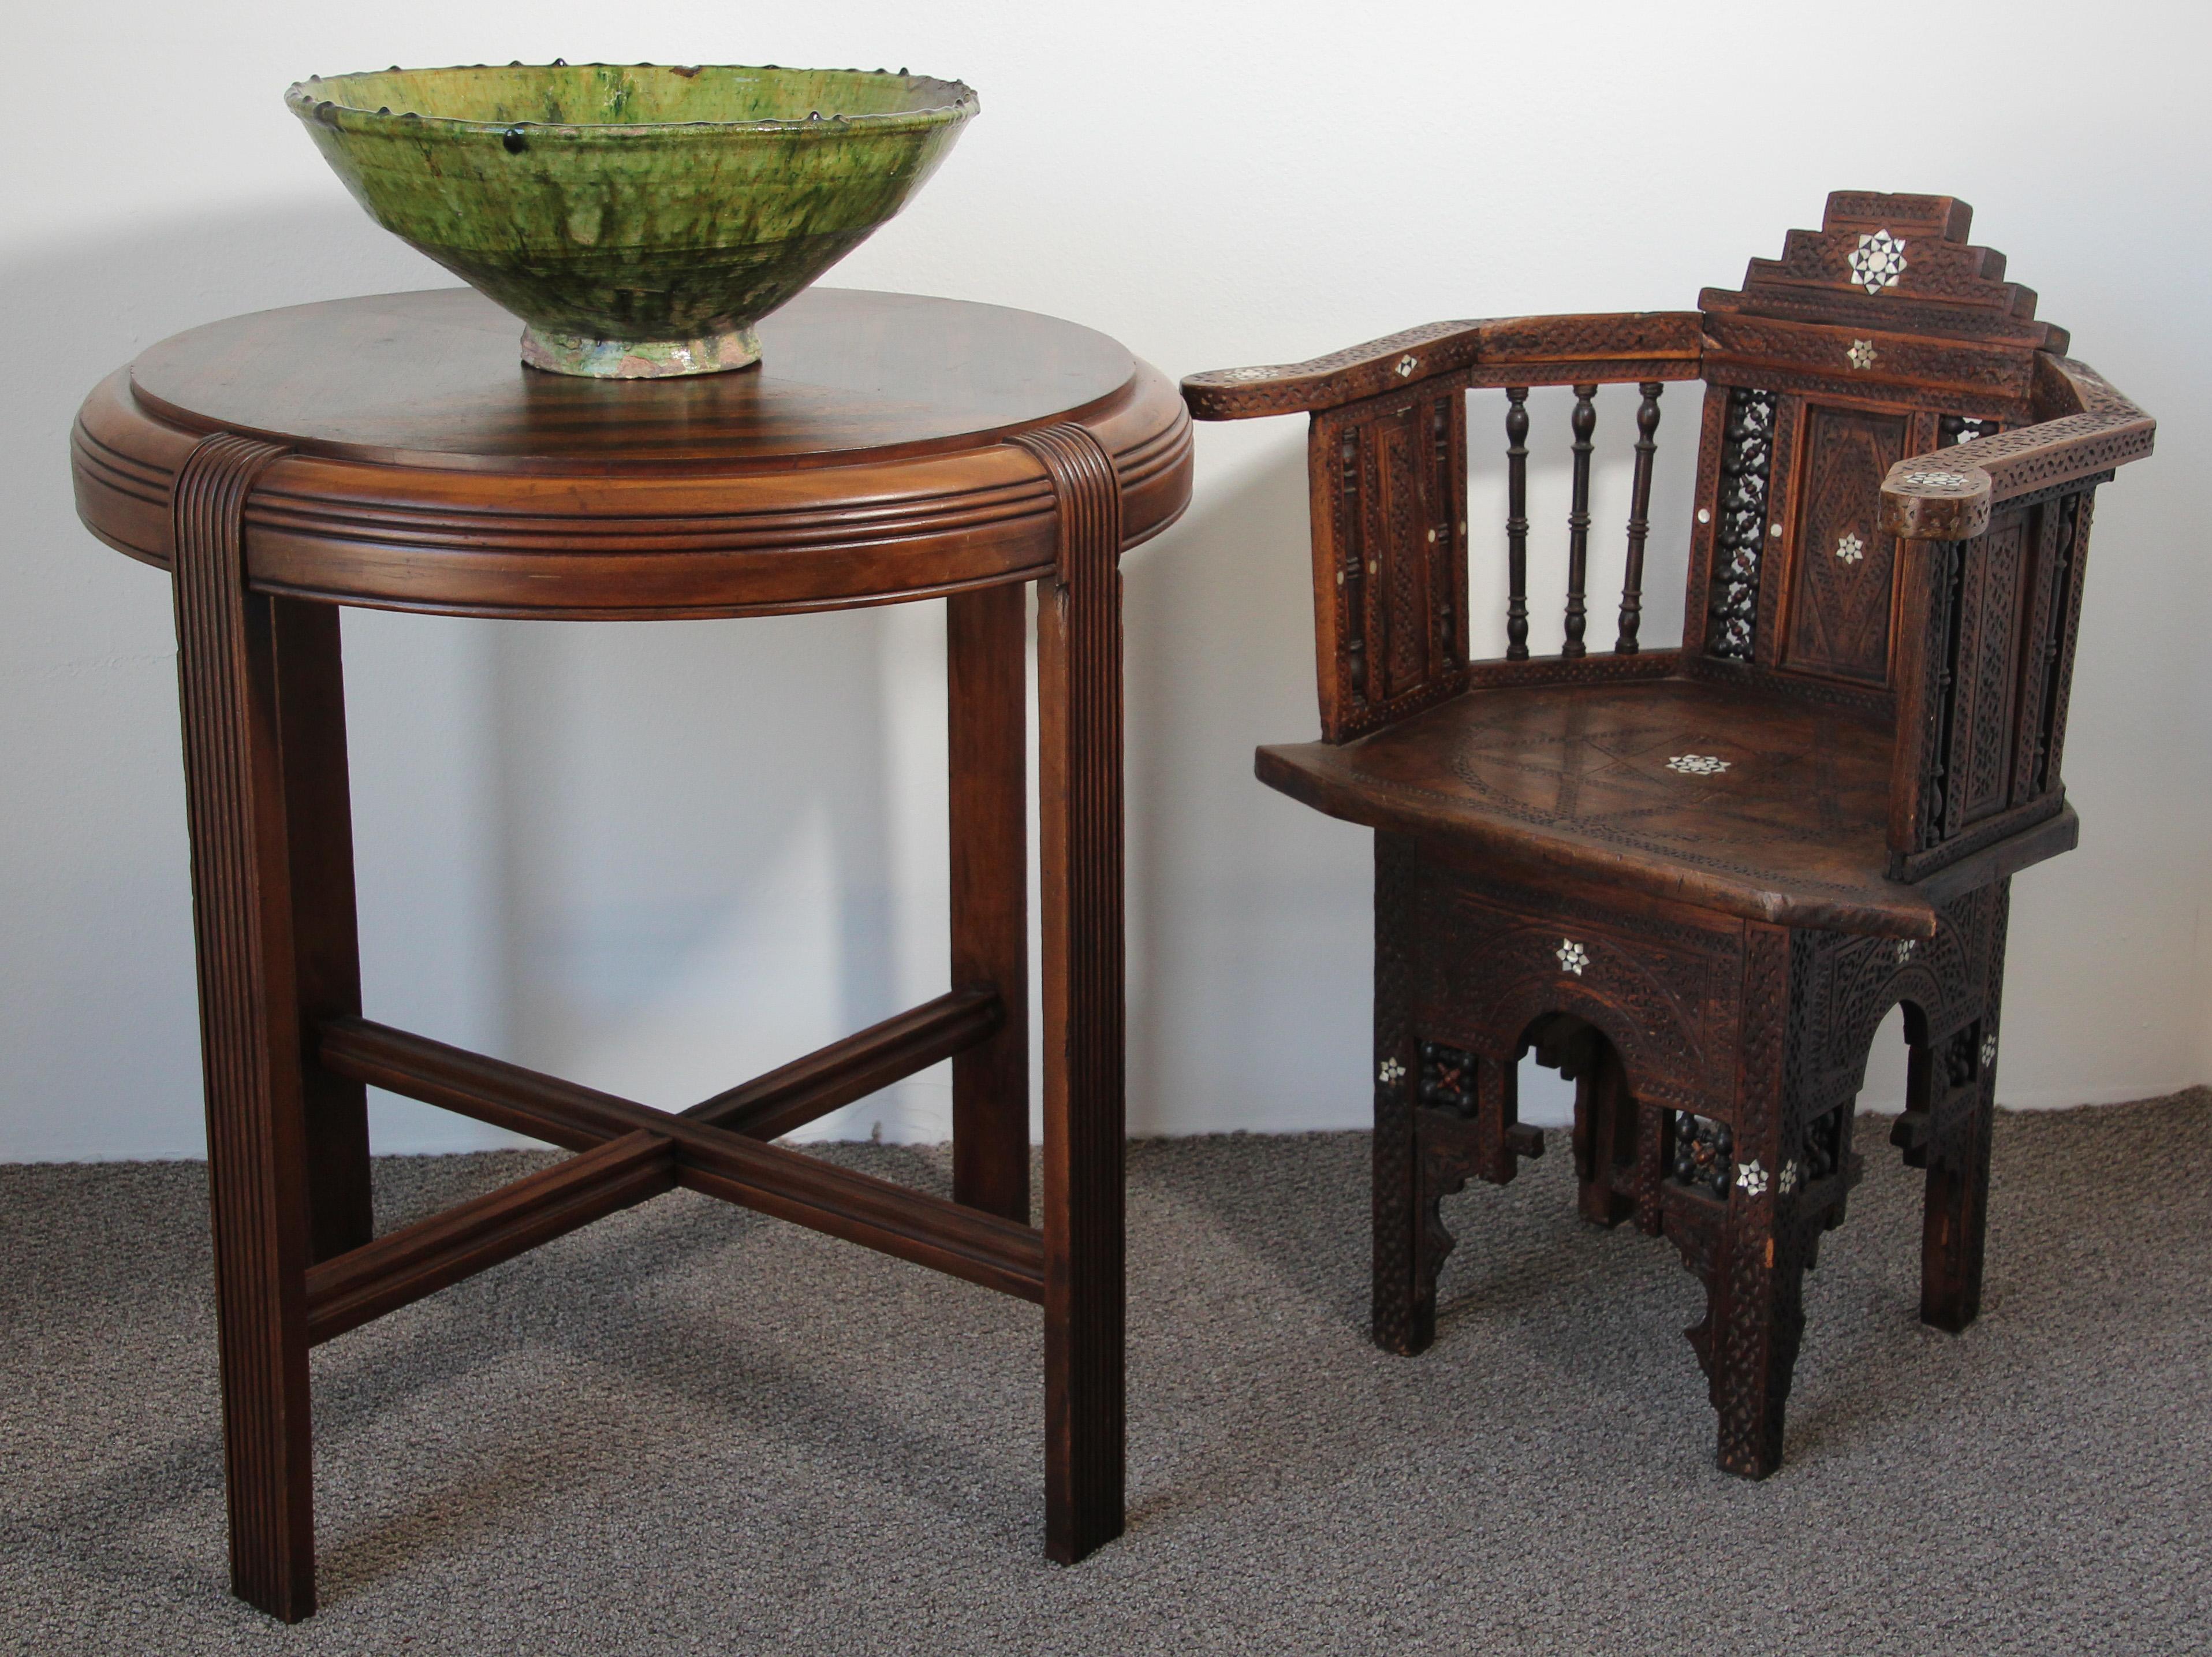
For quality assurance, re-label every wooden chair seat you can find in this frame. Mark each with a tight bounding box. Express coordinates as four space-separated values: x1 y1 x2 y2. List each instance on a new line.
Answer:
1257 676 2074 937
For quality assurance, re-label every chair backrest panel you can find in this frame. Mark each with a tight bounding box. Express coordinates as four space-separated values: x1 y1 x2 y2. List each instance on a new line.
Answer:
1685 192 2065 713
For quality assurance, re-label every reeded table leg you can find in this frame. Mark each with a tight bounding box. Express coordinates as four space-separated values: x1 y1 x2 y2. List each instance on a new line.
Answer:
948 583 1031 1223
171 435 320 1621
1023 426 1126 1564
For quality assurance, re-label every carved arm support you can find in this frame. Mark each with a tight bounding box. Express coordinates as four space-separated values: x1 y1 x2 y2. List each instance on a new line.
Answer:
1883 355 2151 880
1880 355 2153 541
1180 312 1704 420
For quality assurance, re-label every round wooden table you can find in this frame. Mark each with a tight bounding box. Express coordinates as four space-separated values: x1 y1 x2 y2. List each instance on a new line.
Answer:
70 286 1191 1621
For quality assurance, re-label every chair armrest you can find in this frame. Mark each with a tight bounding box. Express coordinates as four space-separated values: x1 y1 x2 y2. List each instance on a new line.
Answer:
1880 355 2154 540
1181 312 1703 420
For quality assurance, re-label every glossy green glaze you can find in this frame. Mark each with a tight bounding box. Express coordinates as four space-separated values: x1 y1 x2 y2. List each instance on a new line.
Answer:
286 63 977 377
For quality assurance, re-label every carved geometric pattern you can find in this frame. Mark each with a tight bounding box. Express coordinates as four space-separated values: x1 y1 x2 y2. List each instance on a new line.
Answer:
1847 230 1909 295
1672 1112 1734 1196
1780 405 1907 687
1706 389 1778 660
1418 1040 1476 1115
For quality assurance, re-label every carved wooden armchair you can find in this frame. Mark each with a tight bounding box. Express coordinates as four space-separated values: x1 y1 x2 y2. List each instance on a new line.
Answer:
1181 193 2153 1476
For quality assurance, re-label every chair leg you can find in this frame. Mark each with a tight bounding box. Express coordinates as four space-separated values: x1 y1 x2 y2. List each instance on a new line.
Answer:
1691 1200 1811 1480
1369 1055 1428 1357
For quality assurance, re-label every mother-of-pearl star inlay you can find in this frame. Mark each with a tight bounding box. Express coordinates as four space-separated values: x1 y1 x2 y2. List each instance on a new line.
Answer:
1847 229 1908 295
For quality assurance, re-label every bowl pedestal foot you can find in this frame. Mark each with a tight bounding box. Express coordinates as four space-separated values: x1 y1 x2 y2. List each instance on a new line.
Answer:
520 324 763 378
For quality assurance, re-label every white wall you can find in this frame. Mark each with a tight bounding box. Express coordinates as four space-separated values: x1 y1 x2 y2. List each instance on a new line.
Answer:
5 1 2207 1159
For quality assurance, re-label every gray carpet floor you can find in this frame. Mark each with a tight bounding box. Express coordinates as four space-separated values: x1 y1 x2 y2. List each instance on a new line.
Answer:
3 1093 2207 1655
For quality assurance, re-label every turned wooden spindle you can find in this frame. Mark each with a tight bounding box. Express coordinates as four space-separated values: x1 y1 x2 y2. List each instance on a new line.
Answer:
1504 388 1530 660
1563 385 1597 657
1616 382 1664 653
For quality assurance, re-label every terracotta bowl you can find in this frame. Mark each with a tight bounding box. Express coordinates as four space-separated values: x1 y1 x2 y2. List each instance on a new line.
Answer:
287 62 977 377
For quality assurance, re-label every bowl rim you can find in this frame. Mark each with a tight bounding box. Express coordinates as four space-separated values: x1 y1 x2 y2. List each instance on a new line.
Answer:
284 61 978 139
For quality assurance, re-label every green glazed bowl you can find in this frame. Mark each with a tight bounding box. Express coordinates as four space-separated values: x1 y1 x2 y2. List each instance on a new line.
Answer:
286 62 977 377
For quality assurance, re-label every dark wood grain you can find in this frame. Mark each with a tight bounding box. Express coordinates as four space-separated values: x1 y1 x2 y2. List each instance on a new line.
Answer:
1184 190 2153 1482
1019 423 1127 1566
1616 383 1663 653
129 287 1138 470
70 289 1193 621
73 288 1178 1618
948 584 1032 1221
316 1015 1049 1302
268 598 372 1261
171 432 317 1622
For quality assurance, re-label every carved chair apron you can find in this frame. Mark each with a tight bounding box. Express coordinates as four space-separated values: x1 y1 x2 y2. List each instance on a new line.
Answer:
1183 192 2153 1476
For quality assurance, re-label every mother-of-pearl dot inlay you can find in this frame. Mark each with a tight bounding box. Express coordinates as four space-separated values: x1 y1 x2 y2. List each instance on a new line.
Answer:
1847 338 1877 370
1836 532 1866 565
1556 939 1588 975
1981 1033 1998 1068
1379 1056 1405 1085
1736 1159 1769 1197
1396 354 1419 377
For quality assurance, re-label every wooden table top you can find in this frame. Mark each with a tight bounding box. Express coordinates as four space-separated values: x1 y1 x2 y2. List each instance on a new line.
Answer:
73 288 1192 620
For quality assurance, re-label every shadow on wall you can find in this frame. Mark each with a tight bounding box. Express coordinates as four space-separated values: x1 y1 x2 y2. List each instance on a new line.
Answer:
1 199 942 1155
0 201 475 1160
477 608 928 1126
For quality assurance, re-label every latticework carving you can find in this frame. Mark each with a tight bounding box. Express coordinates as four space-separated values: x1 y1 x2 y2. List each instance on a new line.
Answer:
1672 1112 1733 1197
1705 389 1777 660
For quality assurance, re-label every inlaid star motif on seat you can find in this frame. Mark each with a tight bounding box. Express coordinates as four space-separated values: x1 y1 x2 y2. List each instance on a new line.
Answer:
1847 338 1877 370
1836 532 1865 565
1556 939 1588 975
1223 365 1278 382
1666 754 1730 775
1847 229 1908 295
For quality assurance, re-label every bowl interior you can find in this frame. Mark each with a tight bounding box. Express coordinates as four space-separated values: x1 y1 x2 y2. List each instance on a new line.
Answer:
299 63 969 129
